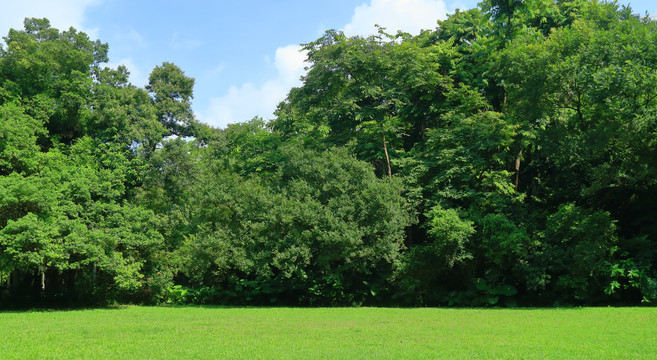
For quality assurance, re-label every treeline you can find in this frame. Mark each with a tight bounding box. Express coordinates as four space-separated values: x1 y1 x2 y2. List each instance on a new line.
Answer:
1 0 656 307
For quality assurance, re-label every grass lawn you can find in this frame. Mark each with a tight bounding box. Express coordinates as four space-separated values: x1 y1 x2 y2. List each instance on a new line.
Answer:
0 306 655 359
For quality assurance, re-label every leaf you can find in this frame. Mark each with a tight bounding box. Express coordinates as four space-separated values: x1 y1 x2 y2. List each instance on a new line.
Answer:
487 296 499 305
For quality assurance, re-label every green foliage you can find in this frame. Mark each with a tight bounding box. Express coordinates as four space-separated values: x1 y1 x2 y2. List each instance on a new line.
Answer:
2 2 657 307
220 117 283 175
147 62 197 137
273 28 455 176
89 68 166 147
0 102 45 175
426 205 474 267
0 18 108 144
171 146 414 305
537 204 618 301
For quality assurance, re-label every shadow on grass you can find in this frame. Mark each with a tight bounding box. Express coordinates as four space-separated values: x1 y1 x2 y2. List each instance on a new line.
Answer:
2 302 647 313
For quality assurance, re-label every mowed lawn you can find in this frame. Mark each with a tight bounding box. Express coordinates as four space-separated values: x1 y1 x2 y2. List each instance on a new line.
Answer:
0 306 655 359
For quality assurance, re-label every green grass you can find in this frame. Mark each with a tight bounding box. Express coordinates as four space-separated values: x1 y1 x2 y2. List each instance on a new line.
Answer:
0 306 655 359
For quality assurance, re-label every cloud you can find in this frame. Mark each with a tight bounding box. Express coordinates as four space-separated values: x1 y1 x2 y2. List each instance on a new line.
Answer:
198 0 448 129
343 0 448 36
274 44 308 83
0 0 100 39
200 44 308 128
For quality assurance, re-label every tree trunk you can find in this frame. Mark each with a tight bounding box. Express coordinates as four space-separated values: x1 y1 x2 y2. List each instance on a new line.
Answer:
514 149 523 190
41 267 46 291
383 134 392 178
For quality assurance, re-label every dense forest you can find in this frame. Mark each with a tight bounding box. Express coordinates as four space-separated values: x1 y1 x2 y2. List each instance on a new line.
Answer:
1 0 656 307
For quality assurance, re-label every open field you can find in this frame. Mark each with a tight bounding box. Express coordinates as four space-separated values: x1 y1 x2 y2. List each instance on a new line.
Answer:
0 306 655 359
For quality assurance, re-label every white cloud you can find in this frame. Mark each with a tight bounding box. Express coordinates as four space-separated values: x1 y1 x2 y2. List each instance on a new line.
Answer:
200 44 308 128
275 45 308 83
0 0 100 39
198 0 448 129
343 0 447 37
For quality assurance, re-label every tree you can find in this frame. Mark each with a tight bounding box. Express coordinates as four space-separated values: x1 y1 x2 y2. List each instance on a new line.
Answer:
174 145 414 305
0 102 44 175
146 62 197 137
496 4 657 303
273 29 455 177
89 66 167 148
0 18 108 144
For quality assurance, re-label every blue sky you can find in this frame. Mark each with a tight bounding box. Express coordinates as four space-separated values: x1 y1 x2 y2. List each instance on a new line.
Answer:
2 0 656 128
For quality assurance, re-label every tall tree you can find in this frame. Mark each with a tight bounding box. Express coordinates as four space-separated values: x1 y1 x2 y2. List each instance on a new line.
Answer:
0 18 108 144
146 62 197 137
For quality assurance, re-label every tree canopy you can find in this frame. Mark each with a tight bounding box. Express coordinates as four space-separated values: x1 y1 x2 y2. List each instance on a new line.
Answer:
2 1 657 307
